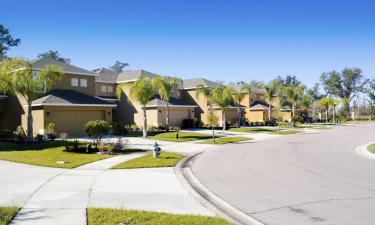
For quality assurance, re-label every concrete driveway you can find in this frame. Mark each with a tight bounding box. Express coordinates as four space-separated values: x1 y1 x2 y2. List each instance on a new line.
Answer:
191 124 375 225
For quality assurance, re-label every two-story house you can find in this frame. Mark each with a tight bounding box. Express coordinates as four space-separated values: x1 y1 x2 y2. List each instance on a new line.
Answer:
1 58 116 136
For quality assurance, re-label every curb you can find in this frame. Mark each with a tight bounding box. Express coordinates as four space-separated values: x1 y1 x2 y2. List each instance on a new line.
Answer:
175 153 265 225
355 141 375 160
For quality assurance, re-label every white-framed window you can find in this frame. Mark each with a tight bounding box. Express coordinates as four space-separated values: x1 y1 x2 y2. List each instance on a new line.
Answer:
80 79 87 87
107 85 113 93
101 85 107 92
71 78 79 87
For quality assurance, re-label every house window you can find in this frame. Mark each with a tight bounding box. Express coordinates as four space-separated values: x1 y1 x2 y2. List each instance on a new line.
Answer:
80 79 87 87
107 86 113 93
71 78 79 87
101 85 107 92
259 95 265 100
250 97 254 102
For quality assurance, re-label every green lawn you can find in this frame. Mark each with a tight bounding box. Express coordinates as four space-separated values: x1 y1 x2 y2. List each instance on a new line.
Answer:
0 141 111 168
368 143 375 154
112 151 184 169
270 130 302 135
150 132 219 142
199 136 252 144
87 208 231 225
229 127 274 133
0 207 18 225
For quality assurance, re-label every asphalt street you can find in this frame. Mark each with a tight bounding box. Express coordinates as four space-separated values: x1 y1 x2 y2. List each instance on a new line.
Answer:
192 124 375 225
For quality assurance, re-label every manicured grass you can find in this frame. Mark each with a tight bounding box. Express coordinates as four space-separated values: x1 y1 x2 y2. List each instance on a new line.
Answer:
199 136 252 144
150 132 219 142
270 130 302 135
368 143 375 154
0 207 19 225
229 127 274 133
112 151 184 169
0 141 111 168
87 208 231 225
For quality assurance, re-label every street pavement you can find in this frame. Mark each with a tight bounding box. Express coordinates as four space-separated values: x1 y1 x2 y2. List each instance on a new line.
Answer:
191 124 375 225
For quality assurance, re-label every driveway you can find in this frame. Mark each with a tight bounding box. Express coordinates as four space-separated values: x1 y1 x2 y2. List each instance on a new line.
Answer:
191 124 375 225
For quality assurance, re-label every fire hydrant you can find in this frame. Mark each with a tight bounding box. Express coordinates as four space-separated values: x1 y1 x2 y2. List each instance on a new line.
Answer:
153 141 161 158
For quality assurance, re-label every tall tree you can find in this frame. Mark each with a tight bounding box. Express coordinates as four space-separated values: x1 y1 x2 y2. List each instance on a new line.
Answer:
0 25 21 56
363 78 375 120
38 50 71 64
212 85 233 130
232 84 252 127
0 57 63 140
151 76 179 131
284 85 304 117
117 76 154 137
264 80 280 121
111 61 129 73
320 67 364 116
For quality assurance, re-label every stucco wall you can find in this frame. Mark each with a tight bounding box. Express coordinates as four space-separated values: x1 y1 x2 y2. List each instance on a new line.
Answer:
1 94 25 131
21 108 45 136
53 74 96 96
247 110 266 122
95 82 116 97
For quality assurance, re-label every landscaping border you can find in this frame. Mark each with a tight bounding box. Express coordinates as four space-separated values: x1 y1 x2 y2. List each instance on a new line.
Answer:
355 141 375 160
175 152 264 225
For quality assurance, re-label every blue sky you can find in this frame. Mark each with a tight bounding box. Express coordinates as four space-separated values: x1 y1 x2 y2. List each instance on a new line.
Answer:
2 0 375 87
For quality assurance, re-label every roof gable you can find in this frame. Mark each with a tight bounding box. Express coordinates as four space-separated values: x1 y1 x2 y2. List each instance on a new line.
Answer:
181 78 219 89
116 69 160 83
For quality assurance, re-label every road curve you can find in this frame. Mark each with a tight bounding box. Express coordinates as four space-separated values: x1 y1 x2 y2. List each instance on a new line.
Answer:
191 125 375 225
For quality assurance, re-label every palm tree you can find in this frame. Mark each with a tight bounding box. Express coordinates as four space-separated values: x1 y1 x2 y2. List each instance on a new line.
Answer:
264 80 279 122
195 85 216 141
151 76 179 132
232 84 252 127
117 76 154 137
284 85 304 117
212 85 233 130
0 57 63 140
318 98 330 123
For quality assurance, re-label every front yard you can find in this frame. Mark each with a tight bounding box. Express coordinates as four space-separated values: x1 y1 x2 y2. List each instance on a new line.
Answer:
111 151 184 169
0 141 111 168
150 132 219 142
87 208 231 225
199 136 252 144
368 143 375 154
229 127 302 135
0 207 18 225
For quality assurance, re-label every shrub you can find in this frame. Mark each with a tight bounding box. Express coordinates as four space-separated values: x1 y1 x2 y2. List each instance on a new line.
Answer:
170 126 180 132
13 126 26 142
292 115 303 124
84 120 111 147
112 122 129 135
0 129 14 140
130 124 139 131
45 122 57 140
34 134 44 142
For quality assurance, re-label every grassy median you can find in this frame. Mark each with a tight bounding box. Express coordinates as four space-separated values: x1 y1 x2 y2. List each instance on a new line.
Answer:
112 151 184 169
0 207 19 225
229 127 274 133
199 136 252 144
0 141 111 168
87 208 231 225
150 132 219 142
368 143 375 154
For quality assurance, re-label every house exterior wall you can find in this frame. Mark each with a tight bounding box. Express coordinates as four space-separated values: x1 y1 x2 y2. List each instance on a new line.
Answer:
1 94 25 131
21 107 45 136
43 106 112 136
158 107 195 127
95 82 116 97
52 74 96 96
247 110 267 122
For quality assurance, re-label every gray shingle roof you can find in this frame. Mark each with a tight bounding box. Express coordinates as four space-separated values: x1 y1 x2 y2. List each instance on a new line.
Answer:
93 68 119 83
249 101 269 110
32 57 97 76
230 83 265 94
31 89 116 107
146 95 196 108
181 78 219 90
116 70 160 83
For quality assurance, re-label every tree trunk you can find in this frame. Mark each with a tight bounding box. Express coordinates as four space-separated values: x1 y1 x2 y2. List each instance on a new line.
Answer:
142 107 147 138
292 103 295 117
332 105 336 123
222 110 226 130
326 110 328 123
344 101 350 119
27 101 33 141
237 105 241 128
166 102 170 132
268 104 272 122
212 126 215 143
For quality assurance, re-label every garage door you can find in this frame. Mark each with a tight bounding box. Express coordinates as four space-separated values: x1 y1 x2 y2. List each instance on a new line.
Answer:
50 110 105 136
